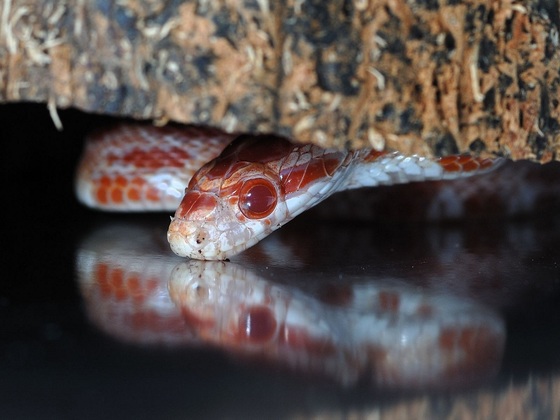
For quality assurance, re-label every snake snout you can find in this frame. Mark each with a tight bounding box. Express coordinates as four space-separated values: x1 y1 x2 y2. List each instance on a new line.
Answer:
167 219 213 259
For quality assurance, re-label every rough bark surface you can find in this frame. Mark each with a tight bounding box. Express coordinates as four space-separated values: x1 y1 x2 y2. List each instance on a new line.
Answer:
0 0 559 161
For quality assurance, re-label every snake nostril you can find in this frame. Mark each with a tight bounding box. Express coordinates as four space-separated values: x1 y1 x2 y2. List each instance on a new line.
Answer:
194 229 208 246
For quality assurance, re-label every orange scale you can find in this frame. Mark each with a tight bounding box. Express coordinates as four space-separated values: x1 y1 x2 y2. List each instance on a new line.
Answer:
99 176 112 186
94 262 109 282
461 159 480 172
122 150 143 165
115 175 128 187
95 186 109 205
440 161 462 172
109 267 125 289
131 176 146 186
146 187 161 202
94 264 112 297
110 187 124 204
125 276 142 295
127 187 142 203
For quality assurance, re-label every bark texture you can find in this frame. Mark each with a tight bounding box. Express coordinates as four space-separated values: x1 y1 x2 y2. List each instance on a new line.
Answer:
0 0 559 161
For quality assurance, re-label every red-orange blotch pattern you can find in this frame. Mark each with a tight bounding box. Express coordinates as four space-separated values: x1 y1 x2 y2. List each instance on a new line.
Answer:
93 175 161 206
93 262 159 304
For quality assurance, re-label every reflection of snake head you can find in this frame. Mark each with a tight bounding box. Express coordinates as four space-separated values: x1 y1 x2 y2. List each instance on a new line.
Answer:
168 135 292 260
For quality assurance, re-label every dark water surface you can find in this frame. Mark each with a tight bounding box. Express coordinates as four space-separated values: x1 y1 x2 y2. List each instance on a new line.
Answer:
2 105 560 419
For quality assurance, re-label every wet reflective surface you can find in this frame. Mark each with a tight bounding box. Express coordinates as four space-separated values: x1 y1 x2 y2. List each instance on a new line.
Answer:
77 220 510 390
2 105 560 418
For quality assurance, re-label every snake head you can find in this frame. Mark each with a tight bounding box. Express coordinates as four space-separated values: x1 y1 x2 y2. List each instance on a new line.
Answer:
168 135 293 260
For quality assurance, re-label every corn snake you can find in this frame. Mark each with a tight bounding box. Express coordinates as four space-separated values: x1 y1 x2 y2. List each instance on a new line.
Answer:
75 123 517 260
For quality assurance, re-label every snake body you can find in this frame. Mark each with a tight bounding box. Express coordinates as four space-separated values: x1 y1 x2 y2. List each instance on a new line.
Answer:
76 124 502 260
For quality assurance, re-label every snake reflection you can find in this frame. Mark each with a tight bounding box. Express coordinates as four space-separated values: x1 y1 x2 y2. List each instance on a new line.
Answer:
76 222 510 390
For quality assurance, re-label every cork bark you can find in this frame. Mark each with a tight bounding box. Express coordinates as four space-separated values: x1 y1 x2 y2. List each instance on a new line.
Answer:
0 0 558 162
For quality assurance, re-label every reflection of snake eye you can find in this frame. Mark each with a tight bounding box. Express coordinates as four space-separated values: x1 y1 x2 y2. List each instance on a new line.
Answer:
239 178 277 219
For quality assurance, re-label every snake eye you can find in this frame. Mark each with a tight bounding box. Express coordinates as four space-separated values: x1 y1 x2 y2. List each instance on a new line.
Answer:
238 178 277 219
